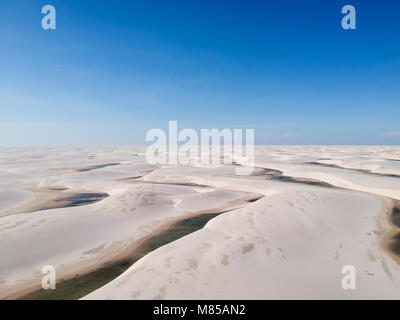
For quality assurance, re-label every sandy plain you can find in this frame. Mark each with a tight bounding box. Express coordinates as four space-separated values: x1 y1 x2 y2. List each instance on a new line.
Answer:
0 146 399 299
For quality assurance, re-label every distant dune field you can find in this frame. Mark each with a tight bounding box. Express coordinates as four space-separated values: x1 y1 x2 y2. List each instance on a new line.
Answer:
0 146 400 299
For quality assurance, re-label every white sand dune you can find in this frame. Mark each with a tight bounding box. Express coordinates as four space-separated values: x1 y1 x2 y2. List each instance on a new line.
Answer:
0 146 400 299
84 187 399 299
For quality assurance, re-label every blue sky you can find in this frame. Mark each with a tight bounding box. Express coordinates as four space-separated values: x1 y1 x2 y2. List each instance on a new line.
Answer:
0 0 399 145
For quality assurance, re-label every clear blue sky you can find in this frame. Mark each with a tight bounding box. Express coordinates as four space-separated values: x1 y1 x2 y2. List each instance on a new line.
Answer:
0 0 399 145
